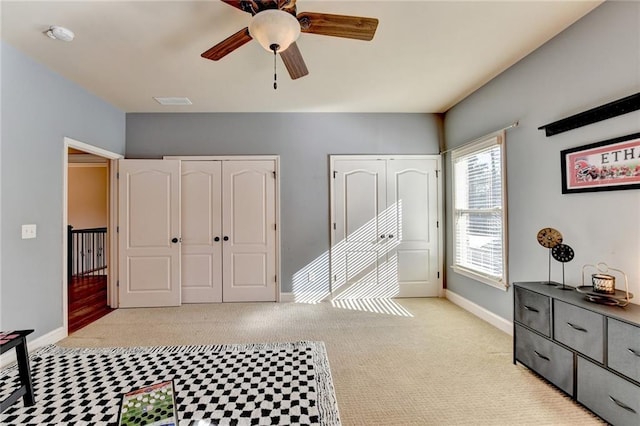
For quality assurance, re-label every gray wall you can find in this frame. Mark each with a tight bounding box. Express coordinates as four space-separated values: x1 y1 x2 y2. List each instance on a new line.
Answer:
126 113 442 295
443 1 640 320
1 42 125 338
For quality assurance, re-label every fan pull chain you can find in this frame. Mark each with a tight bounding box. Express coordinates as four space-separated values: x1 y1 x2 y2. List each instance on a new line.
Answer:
269 43 280 90
273 48 278 90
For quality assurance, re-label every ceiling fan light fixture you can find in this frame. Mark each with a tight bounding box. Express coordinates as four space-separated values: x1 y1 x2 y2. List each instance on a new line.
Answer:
249 9 300 53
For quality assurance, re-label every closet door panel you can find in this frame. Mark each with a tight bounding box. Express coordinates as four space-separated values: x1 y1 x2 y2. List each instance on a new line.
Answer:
118 159 181 307
331 160 387 299
231 170 268 245
232 253 267 286
181 161 222 303
222 160 277 302
387 159 440 297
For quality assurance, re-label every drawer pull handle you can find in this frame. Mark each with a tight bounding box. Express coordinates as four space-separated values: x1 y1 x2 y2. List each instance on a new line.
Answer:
533 350 550 361
628 348 640 357
523 305 539 313
566 322 588 332
608 395 637 414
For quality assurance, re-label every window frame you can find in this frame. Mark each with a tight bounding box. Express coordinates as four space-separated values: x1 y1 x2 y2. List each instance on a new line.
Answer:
450 131 508 290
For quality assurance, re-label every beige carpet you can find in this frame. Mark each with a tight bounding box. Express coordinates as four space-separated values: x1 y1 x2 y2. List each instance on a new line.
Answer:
60 298 603 425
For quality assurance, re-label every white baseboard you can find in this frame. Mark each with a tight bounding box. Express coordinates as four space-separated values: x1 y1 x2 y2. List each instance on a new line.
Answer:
1 327 67 367
280 293 294 302
445 290 513 335
280 292 330 304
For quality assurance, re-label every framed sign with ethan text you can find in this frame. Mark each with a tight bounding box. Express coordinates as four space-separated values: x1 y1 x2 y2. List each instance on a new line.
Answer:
560 132 640 194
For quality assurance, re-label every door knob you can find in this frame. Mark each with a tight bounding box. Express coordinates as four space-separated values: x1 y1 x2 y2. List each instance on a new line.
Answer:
380 234 386 239
214 236 220 242
388 234 394 239
223 236 229 241
171 237 179 243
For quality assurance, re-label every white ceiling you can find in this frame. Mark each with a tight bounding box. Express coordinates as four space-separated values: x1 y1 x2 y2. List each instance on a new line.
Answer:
1 1 602 113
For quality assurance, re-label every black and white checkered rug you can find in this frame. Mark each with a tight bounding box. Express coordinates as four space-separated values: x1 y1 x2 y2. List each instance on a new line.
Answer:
0 341 340 425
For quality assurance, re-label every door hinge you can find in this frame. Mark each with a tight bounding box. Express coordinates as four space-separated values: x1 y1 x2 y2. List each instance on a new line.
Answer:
333 171 337 178
436 221 439 228
275 275 277 282
117 280 120 287
116 172 119 179
272 171 276 178
437 272 440 279
274 223 277 231
435 170 438 178
117 226 119 233
333 223 336 230
333 274 337 282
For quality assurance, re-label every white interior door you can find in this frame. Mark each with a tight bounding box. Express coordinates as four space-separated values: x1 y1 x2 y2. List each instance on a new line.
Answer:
181 161 222 303
331 160 388 299
118 159 181 307
222 160 277 302
331 156 441 299
386 159 440 297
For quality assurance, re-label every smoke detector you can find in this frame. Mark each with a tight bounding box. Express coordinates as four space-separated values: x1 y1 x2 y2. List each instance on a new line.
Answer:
46 26 75 42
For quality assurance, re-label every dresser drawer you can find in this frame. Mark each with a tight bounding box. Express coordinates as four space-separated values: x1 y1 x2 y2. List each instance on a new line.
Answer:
515 287 551 337
515 324 574 395
577 357 640 426
608 318 640 383
553 300 604 363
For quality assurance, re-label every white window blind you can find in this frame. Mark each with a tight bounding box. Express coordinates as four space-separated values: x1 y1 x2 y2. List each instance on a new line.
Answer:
451 132 508 289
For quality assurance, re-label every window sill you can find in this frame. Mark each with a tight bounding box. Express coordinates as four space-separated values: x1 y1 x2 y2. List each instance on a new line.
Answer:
451 265 508 291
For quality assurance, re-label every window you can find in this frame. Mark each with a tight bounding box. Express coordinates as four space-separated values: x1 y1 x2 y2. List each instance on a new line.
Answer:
451 131 508 289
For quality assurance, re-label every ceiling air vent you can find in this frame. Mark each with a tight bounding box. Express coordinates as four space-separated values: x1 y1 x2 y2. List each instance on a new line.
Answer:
153 97 192 106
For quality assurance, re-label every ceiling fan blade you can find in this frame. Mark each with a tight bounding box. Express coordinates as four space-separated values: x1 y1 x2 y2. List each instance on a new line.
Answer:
222 1 289 15
201 28 252 61
278 0 297 14
280 42 309 80
297 12 378 41
221 1 245 12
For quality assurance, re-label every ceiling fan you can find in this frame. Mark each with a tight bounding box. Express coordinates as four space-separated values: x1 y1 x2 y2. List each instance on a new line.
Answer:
201 0 379 83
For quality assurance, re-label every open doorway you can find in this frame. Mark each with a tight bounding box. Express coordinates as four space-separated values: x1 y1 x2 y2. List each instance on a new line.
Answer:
67 149 111 332
64 137 122 334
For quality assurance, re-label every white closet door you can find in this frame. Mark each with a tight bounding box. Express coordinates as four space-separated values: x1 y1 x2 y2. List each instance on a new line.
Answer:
181 161 222 303
331 156 441 299
222 160 277 302
331 160 388 299
386 159 440 297
118 159 181 307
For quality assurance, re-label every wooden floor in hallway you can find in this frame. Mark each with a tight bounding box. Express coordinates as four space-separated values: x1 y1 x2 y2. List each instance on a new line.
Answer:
68 275 113 333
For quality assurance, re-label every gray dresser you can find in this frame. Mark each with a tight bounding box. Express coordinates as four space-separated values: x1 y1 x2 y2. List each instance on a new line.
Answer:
513 281 640 425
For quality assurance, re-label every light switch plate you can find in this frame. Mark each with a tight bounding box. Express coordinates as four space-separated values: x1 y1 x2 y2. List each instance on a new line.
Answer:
22 224 37 239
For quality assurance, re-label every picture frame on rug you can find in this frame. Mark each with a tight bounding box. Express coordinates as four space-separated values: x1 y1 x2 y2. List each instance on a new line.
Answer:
117 379 178 426
560 132 640 194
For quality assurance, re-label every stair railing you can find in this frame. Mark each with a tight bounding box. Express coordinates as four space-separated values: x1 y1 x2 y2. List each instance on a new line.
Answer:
68 226 108 281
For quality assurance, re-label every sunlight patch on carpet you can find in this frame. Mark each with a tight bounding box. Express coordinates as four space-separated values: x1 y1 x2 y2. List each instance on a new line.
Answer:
330 298 414 317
